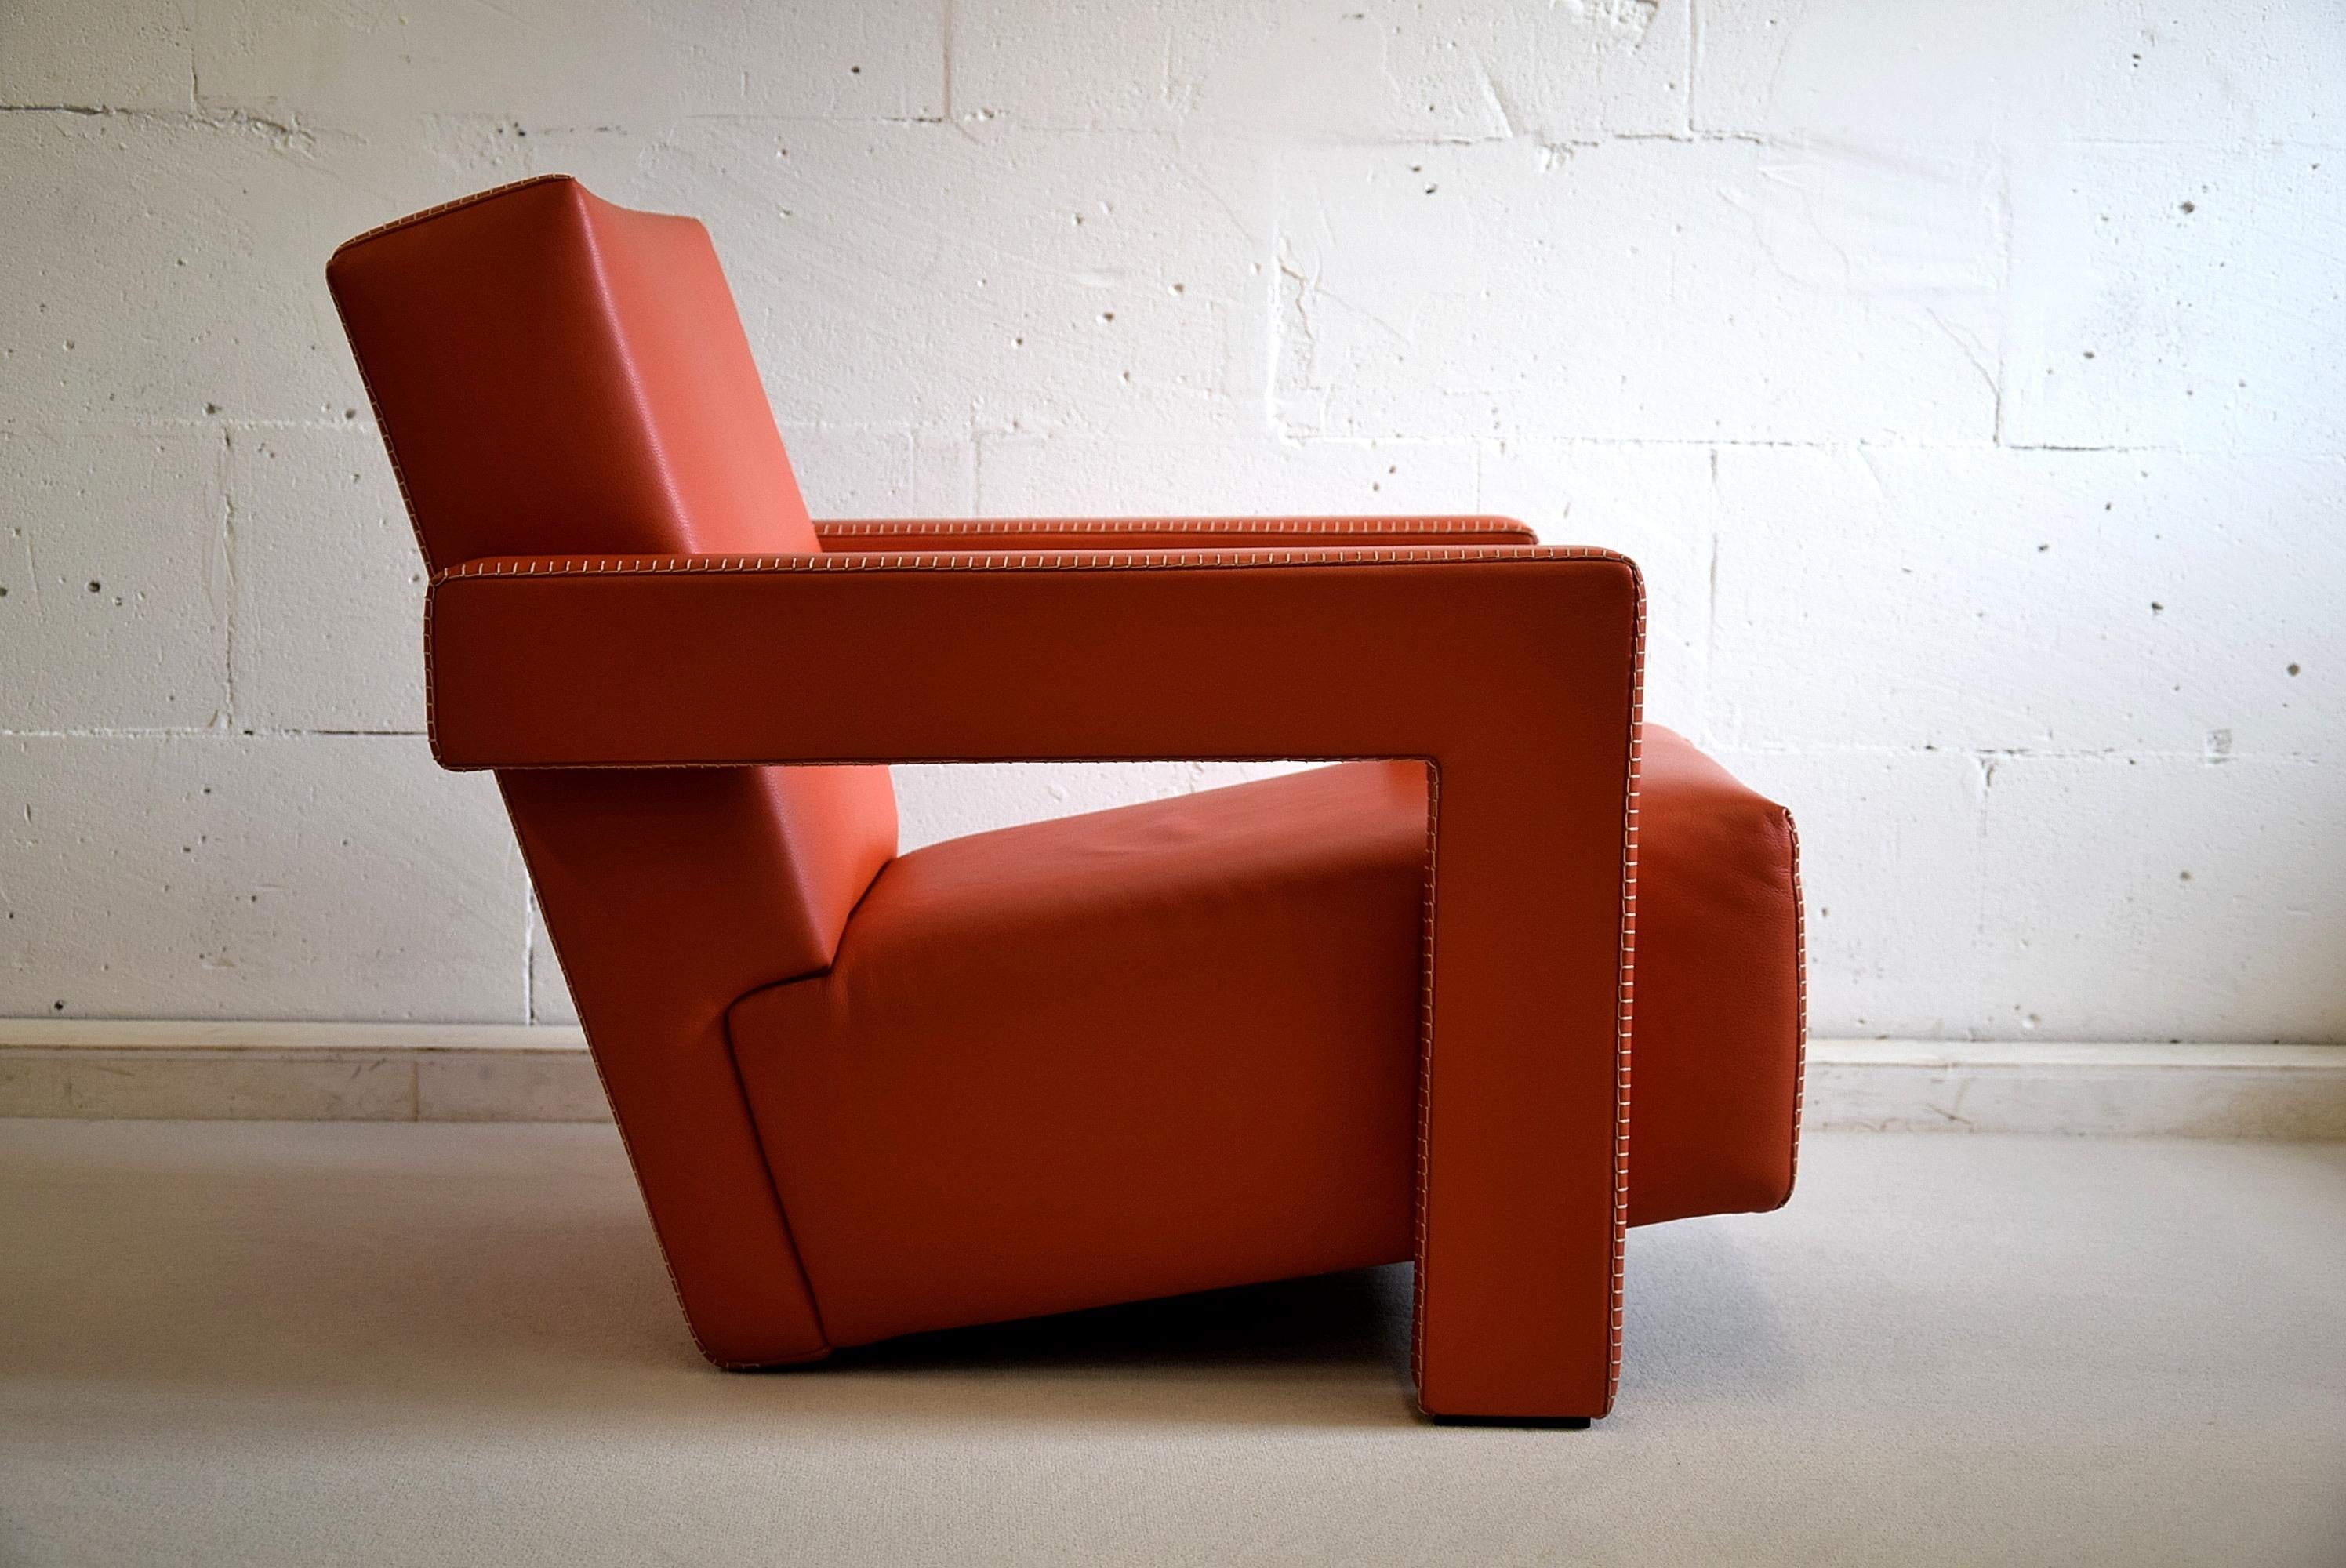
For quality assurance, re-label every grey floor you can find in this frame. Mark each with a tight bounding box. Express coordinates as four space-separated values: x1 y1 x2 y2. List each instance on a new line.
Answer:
2 1122 2341 1566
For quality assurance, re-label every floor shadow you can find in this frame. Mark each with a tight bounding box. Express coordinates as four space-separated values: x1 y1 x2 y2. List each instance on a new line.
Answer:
757 1264 1429 1431
827 1263 1416 1377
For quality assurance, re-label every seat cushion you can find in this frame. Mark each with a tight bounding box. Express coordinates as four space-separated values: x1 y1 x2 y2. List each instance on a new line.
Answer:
730 761 1430 1348
729 738 1800 1348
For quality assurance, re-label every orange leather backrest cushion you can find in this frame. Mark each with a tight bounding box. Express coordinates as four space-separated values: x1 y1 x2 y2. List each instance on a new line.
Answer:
328 176 895 984
327 174 819 566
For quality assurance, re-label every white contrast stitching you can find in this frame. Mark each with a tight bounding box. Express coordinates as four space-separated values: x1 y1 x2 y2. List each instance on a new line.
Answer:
1606 563 1647 1414
433 544 1614 581
330 173 577 257
812 517 1536 541
325 292 436 604
1411 759 1440 1393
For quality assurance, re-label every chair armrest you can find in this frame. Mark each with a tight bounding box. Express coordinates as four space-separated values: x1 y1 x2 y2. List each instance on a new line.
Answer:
428 546 1611 771
427 546 1642 1420
812 517 1538 554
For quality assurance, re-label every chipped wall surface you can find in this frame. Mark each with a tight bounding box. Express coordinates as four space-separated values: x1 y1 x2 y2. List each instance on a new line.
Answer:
2 0 2341 1040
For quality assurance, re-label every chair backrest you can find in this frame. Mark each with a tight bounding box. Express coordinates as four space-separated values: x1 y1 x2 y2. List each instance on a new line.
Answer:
329 176 894 1361
331 172 819 564
328 174 897 986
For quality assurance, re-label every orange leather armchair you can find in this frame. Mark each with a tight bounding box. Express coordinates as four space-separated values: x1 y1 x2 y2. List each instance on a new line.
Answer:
329 176 1803 1424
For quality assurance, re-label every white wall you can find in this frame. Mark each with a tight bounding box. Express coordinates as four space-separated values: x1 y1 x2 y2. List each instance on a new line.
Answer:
2 0 2341 1040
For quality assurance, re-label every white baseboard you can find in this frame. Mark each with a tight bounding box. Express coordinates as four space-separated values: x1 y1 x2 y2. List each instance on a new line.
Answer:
0 1021 607 1124
1804 1040 2346 1139
2 1022 2341 1138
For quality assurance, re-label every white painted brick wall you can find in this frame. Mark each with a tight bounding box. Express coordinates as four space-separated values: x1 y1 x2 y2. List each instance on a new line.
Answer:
2 0 2340 1041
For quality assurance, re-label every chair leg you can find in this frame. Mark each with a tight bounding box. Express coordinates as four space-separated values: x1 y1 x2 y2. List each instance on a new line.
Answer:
1408 761 1633 1423
1410 1026 1624 1422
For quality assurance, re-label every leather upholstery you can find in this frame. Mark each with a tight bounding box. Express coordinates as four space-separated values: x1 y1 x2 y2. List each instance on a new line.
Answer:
729 741 1799 1349
329 175 819 564
328 175 895 1363
427 543 1645 1422
329 176 1806 1421
733 760 1430 1347
1631 731 1805 1225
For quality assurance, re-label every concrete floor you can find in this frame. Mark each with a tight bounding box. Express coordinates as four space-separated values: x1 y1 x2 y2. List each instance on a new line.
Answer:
1 1122 2340 1566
